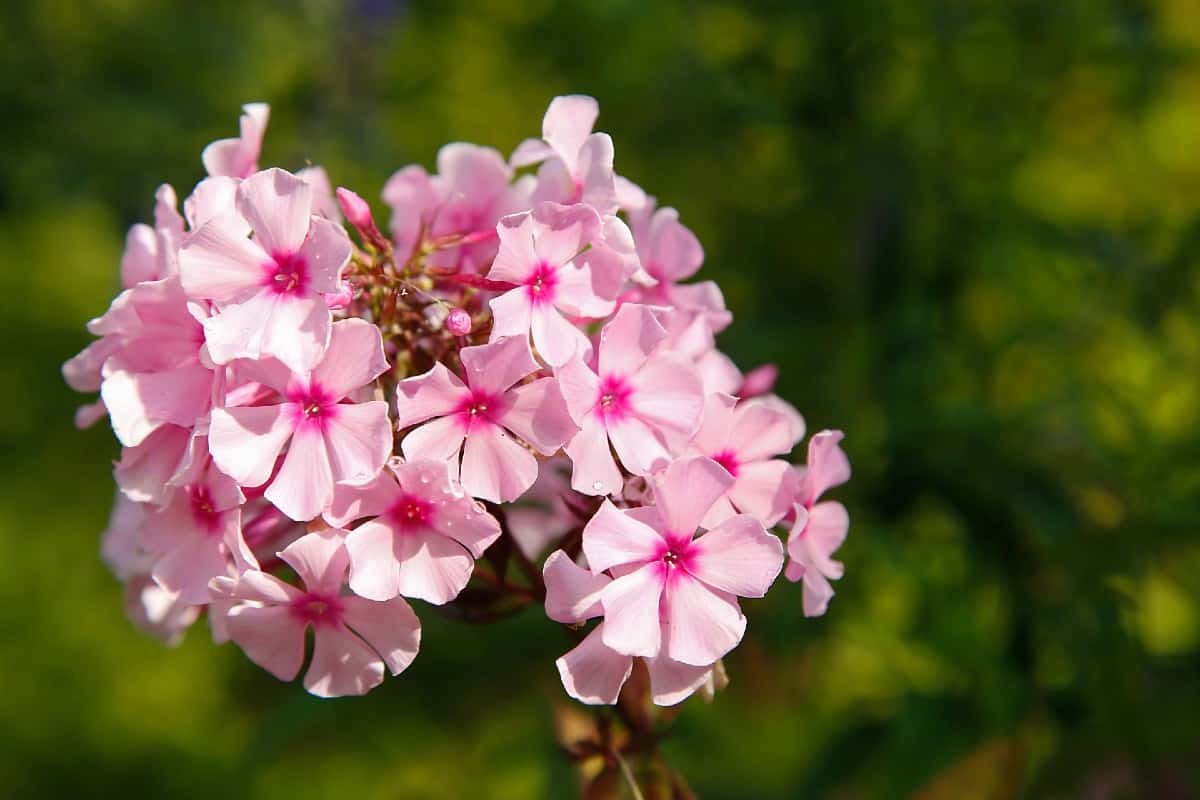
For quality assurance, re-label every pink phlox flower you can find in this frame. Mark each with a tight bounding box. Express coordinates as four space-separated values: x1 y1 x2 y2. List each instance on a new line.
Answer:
394 335 577 503
543 550 719 707
142 434 256 606
97 279 213 447
487 202 625 367
208 318 393 522
326 459 501 605
690 393 802 529
383 142 530 271
179 167 351 373
210 529 421 697
557 303 705 496
785 430 851 617
202 102 269 179
580 456 784 667
511 95 619 215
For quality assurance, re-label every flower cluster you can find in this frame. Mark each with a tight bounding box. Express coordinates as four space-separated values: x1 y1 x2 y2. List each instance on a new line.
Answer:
67 96 851 704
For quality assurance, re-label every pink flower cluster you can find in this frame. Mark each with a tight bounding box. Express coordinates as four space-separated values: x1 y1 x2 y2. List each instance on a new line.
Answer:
67 97 851 704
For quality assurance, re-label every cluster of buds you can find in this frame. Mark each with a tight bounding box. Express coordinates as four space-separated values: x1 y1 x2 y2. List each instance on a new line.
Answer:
65 97 850 704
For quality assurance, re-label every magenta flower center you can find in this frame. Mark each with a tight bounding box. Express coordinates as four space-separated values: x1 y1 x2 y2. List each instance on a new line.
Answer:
387 493 435 529
524 260 559 307
289 591 343 626
287 382 340 431
594 375 632 422
188 485 222 533
711 448 740 477
263 250 310 297
655 533 696 578
454 390 499 433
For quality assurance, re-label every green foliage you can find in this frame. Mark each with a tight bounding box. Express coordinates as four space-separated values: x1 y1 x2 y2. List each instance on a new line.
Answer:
2 0 1199 796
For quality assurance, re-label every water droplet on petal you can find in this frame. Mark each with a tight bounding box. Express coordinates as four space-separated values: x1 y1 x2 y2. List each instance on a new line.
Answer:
592 480 605 492
471 500 485 514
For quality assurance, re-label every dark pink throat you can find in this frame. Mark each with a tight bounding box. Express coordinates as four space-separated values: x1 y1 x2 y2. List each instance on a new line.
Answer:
290 591 344 626
188 485 223 533
454 389 499 432
711 449 740 477
287 383 339 431
387 493 435 529
594 374 632 423
264 250 310 297
524 260 559 307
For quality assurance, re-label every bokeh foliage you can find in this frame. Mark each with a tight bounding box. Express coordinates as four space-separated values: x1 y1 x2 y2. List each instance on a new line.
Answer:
3 0 1200 797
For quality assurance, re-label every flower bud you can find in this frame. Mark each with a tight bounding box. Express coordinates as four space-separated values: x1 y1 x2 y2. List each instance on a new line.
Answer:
336 187 390 250
446 307 472 336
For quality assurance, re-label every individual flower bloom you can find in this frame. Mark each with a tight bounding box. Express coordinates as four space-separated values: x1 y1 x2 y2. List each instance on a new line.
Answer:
202 102 269 179
179 167 351 373
690 393 801 529
210 529 421 698
142 436 256 606
96 278 215 447
124 576 202 647
543 550 717 707
326 459 501 604
511 95 618 215
486 202 616 367
382 142 530 271
208 318 392 521
394 335 577 503
112 424 193 504
581 456 784 666
557 304 705 496
785 431 851 617
626 198 703 290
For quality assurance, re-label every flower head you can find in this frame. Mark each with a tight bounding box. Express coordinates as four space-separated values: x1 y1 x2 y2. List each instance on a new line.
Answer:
785 431 851 617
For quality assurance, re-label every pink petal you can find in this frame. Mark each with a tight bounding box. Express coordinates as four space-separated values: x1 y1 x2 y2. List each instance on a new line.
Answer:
486 287 534 341
394 362 469 430
489 212 539 284
581 500 665 573
556 624 632 705
202 103 268 178
323 401 391 486
509 137 556 168
662 573 745 666
179 216 268 303
645 652 712 707
225 603 307 681
231 570 303 605
311 319 389 399
651 456 734 536
400 415 466 466
530 202 600 268
278 529 350 594
565 415 623 496
800 430 850 503
691 393 738 456
304 624 384 697
101 363 212 447
687 515 783 598
393 530 475 605
459 425 538 503
597 303 667 378
805 501 849 579
238 168 313 255
345 520 404 600
203 290 331 374
554 356 601 423
802 569 835 618
542 95 599 172
732 401 799 463
606 412 672 477
576 134 618 213
209 405 294 488
459 335 539 396
531 304 590 368
298 215 351 294
327 470 401 528
599 562 664 658
727 459 798 528
120 223 159 287
341 595 421 675
543 550 610 624
554 263 616 318
628 353 705 440
266 427 334 521
497 377 577 455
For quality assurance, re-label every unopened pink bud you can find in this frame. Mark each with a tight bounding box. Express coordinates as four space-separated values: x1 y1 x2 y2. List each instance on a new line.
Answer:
335 187 373 229
446 308 472 336
323 280 354 310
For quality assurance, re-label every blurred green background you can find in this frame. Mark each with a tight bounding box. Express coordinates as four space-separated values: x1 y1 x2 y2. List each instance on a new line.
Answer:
4 0 1200 797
